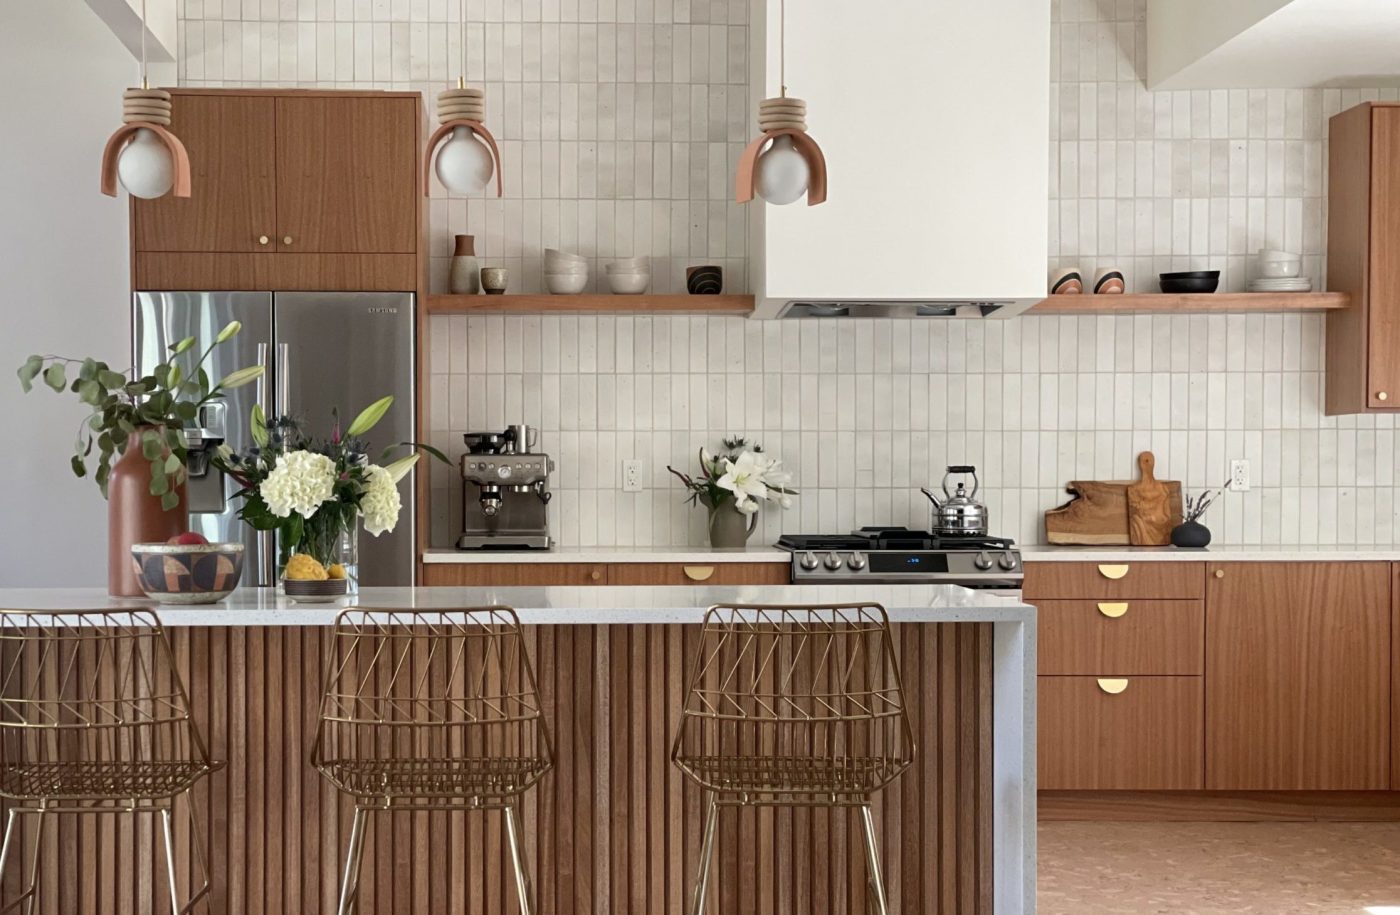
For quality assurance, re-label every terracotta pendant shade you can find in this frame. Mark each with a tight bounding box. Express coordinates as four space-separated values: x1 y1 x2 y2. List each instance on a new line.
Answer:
735 96 828 206
424 86 504 197
99 88 192 198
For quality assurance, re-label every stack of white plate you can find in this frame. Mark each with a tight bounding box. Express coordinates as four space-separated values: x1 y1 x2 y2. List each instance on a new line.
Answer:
605 256 650 294
544 248 588 294
1247 277 1312 292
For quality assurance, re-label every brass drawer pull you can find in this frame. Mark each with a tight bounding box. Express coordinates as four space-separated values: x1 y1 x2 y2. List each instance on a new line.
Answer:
1097 602 1128 618
1097 563 1129 580
1214 569 1225 579
1097 678 1129 695
683 566 715 582
589 570 602 582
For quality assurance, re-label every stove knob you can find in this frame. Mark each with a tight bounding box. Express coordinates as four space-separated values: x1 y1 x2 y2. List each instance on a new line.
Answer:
799 551 820 571
998 551 1018 571
824 551 844 571
973 550 994 571
847 551 867 571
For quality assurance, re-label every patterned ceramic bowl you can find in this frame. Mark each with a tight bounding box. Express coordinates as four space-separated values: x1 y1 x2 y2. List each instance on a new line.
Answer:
130 542 245 604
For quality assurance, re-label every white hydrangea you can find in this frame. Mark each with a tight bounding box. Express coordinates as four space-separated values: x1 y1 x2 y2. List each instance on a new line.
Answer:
260 450 336 519
361 464 402 537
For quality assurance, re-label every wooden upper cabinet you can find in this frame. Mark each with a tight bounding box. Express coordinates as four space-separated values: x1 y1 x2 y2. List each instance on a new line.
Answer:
1205 562 1391 790
1327 102 1400 413
275 96 417 254
132 94 277 253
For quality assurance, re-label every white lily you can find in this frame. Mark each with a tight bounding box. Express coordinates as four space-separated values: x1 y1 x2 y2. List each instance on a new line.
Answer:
716 451 770 505
381 453 420 484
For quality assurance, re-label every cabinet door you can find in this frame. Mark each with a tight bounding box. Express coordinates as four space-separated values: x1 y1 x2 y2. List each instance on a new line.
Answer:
1369 107 1400 408
132 94 277 252
275 96 417 254
1206 562 1391 790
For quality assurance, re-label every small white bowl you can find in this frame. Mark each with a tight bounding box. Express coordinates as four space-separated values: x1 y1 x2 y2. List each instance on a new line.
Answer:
607 273 650 294
1258 248 1301 262
543 262 589 274
1258 260 1302 279
606 257 649 269
545 273 589 294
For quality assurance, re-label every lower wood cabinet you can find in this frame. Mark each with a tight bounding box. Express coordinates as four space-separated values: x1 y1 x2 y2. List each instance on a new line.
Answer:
1205 561 1391 790
421 562 790 588
1039 676 1204 790
1037 599 1204 675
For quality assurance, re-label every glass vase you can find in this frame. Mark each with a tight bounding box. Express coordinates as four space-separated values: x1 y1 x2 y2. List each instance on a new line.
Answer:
278 512 360 593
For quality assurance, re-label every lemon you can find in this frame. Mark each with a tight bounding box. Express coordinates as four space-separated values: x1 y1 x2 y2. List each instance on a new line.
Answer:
285 554 329 581
327 563 347 580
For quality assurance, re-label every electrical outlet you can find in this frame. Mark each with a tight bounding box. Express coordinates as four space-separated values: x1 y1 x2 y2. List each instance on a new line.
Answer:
622 459 643 493
1229 459 1251 492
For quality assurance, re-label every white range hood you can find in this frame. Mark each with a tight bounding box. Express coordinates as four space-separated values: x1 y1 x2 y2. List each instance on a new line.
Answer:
748 1 1050 319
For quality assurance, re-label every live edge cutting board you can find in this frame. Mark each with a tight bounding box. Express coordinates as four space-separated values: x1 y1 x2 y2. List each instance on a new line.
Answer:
1044 451 1183 545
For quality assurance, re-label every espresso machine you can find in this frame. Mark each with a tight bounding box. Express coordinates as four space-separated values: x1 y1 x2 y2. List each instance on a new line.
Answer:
457 424 555 549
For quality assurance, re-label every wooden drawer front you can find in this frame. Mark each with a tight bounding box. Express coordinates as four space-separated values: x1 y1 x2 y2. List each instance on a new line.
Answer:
422 563 608 586
1037 600 1204 675
609 562 790 586
1039 676 1204 790
135 253 418 291
1023 561 1204 600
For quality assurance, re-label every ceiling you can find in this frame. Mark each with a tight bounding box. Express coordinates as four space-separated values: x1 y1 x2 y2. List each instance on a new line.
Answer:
1149 0 1400 89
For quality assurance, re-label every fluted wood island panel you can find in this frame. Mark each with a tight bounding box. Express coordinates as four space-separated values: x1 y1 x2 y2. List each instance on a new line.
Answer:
0 623 991 915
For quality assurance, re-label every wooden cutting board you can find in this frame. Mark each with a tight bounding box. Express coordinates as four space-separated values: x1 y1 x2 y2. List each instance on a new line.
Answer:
1044 481 1133 544
1126 451 1182 546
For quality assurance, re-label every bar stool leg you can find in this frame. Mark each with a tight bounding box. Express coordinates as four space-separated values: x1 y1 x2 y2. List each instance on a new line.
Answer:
336 807 369 915
183 789 214 914
504 804 534 915
858 804 890 915
160 807 181 915
688 792 719 915
0 808 19 899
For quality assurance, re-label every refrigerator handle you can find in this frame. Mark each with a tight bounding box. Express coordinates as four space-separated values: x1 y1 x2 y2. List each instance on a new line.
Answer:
276 342 290 417
255 343 270 420
254 342 275 586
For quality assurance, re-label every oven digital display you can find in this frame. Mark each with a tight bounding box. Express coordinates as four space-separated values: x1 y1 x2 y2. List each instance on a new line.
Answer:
869 553 950 573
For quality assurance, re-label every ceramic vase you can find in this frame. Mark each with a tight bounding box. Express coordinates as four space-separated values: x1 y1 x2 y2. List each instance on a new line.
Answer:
707 503 757 549
108 429 187 596
449 234 480 294
1171 520 1211 549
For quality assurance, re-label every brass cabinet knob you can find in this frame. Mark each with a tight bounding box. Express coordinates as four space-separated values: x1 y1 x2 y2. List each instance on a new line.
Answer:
1214 569 1225 578
258 235 270 245
1379 391 1389 401
683 566 715 582
589 570 602 581
1097 563 1129 580
1097 678 1129 695
1097 602 1128 618
282 235 294 245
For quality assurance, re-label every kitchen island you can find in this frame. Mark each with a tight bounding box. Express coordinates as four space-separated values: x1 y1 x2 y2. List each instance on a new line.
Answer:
0 585 1035 915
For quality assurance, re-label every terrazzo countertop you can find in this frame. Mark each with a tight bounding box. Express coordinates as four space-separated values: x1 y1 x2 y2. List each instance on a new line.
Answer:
421 545 789 564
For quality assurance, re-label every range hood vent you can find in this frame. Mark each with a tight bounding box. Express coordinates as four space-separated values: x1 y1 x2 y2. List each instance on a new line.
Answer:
747 0 1050 319
780 300 1032 319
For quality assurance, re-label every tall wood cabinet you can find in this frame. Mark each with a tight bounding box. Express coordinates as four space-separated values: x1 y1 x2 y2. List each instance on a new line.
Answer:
1205 562 1390 789
1327 102 1400 414
132 89 421 291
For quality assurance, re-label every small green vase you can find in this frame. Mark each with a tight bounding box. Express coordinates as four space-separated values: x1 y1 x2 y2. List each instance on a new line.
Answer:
707 503 757 549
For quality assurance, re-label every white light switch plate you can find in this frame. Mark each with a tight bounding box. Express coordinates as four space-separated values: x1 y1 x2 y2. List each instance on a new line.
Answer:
622 459 643 492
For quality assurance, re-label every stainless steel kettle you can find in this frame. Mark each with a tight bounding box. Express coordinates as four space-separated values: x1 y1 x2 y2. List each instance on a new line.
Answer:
921 465 989 536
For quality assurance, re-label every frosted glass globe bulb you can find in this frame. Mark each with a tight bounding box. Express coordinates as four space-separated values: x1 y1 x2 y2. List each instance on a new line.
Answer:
755 135 810 206
435 126 494 194
117 127 175 200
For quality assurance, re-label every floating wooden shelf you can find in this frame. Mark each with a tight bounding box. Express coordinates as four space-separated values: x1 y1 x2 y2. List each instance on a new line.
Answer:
1031 292 1350 314
425 293 754 315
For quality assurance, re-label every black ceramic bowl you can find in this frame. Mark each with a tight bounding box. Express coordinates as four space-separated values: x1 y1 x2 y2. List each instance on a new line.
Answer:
1159 270 1220 294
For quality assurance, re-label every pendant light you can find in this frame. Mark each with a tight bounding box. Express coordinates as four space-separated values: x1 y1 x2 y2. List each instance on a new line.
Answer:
99 0 191 199
736 0 827 206
424 0 503 196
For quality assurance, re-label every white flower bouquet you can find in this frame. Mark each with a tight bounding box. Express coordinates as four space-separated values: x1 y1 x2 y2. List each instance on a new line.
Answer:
215 396 446 579
667 437 797 547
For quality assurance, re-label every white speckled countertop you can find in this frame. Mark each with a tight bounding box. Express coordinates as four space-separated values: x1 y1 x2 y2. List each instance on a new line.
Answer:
422 544 1400 564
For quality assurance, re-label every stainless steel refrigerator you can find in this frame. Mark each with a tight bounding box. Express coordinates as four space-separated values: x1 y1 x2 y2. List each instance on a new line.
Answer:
133 291 416 586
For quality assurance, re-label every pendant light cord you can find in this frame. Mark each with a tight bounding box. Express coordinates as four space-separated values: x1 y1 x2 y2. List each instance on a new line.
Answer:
139 0 149 89
458 0 467 88
779 0 786 97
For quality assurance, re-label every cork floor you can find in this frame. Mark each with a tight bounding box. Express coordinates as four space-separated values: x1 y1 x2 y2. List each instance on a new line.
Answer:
1039 821 1400 914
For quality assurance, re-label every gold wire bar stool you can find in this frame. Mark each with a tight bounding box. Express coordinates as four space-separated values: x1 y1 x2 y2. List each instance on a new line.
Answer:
0 609 221 914
671 603 916 915
312 607 553 915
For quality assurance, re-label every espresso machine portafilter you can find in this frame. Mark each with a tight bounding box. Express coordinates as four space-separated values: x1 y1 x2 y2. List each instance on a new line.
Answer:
458 425 555 549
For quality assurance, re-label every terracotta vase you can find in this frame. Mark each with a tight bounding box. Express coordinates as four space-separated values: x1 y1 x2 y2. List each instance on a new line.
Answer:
108 430 187 596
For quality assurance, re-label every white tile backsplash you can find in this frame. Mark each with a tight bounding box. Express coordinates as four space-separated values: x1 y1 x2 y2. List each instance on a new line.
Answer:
178 0 1400 548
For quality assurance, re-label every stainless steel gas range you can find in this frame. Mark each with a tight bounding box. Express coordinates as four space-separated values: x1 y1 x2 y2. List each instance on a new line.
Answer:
777 527 1023 590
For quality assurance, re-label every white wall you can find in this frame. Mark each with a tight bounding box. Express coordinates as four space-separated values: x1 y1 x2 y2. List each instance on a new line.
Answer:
0 1 134 585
